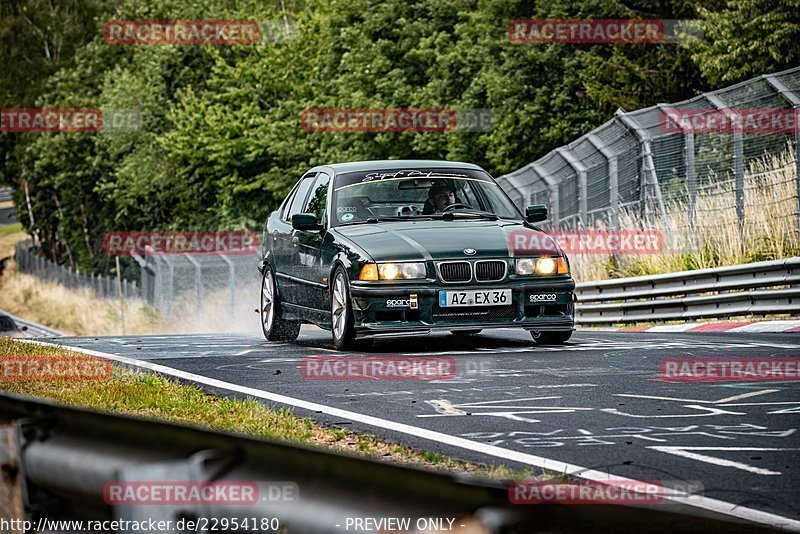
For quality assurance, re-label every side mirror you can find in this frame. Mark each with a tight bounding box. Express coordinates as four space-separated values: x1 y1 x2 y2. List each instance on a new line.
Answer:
525 205 548 223
292 213 323 231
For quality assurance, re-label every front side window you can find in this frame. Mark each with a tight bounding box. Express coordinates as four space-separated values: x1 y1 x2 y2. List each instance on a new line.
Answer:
284 175 316 221
303 172 331 225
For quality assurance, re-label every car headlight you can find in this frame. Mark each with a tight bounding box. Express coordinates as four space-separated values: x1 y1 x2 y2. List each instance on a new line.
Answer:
515 257 569 275
360 262 427 281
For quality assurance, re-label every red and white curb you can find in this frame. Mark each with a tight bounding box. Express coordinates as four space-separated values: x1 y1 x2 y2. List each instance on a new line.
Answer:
586 320 800 334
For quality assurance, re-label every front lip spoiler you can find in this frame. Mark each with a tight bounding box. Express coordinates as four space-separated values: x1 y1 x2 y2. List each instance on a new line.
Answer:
355 321 574 339
350 279 576 297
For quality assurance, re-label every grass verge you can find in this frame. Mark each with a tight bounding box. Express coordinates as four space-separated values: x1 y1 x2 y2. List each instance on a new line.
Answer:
0 261 167 336
0 337 538 480
0 222 25 259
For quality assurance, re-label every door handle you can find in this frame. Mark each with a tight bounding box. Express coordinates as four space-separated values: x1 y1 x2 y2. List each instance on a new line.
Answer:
292 236 299 248
272 231 278 242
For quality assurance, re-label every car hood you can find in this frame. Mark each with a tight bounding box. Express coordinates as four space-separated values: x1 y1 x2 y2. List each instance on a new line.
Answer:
333 219 561 262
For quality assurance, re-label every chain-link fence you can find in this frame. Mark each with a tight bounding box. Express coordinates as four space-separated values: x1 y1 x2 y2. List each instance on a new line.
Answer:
15 240 142 300
130 251 257 317
14 240 258 320
497 66 800 257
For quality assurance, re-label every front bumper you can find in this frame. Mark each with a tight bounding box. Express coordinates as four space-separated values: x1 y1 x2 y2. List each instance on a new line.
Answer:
350 278 575 339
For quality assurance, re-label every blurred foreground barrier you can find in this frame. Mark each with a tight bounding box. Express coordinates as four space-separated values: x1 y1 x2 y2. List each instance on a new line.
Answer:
575 257 800 324
0 392 786 533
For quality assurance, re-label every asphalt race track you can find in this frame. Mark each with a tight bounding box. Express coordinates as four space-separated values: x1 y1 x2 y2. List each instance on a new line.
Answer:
47 329 800 529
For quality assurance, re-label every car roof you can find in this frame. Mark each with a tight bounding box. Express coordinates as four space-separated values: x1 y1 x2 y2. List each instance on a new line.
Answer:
309 159 486 175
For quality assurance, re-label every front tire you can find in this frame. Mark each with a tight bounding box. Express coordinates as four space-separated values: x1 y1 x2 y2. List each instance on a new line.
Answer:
530 330 572 345
330 267 358 350
261 267 300 342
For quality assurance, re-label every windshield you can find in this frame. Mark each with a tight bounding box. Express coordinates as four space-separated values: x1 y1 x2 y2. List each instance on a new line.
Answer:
331 168 521 226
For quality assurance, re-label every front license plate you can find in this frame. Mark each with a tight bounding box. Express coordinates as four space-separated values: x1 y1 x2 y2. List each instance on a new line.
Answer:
439 289 512 307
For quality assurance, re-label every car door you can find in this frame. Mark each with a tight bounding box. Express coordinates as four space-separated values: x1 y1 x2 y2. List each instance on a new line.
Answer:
273 173 316 304
294 171 331 311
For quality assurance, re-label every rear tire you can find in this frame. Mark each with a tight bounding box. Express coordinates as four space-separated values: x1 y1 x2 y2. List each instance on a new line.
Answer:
330 267 358 350
261 267 301 342
530 330 572 345
451 329 482 336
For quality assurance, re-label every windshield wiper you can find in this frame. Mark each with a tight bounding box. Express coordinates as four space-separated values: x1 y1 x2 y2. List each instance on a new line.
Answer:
340 216 434 226
441 211 499 221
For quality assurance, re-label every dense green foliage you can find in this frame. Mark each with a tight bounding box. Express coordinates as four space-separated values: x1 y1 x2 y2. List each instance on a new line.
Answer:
0 0 797 273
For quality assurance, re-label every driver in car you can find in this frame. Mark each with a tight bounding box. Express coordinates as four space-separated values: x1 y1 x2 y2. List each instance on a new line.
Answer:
422 180 463 214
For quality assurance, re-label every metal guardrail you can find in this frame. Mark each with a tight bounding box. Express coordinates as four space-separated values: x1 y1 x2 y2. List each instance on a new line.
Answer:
0 187 12 202
0 392 785 534
575 257 800 324
0 307 66 337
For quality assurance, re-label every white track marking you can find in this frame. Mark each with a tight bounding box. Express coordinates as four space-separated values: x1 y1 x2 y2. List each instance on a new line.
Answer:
711 390 782 404
768 406 800 414
719 402 800 406
615 390 778 404
649 447 800 476
602 405 746 418
24 339 800 532
445 395 563 405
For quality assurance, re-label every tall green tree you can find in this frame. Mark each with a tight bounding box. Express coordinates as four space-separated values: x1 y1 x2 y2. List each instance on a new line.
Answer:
691 0 800 85
7 0 795 274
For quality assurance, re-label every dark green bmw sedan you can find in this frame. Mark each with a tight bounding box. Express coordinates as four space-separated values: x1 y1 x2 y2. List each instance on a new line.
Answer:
258 160 575 350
